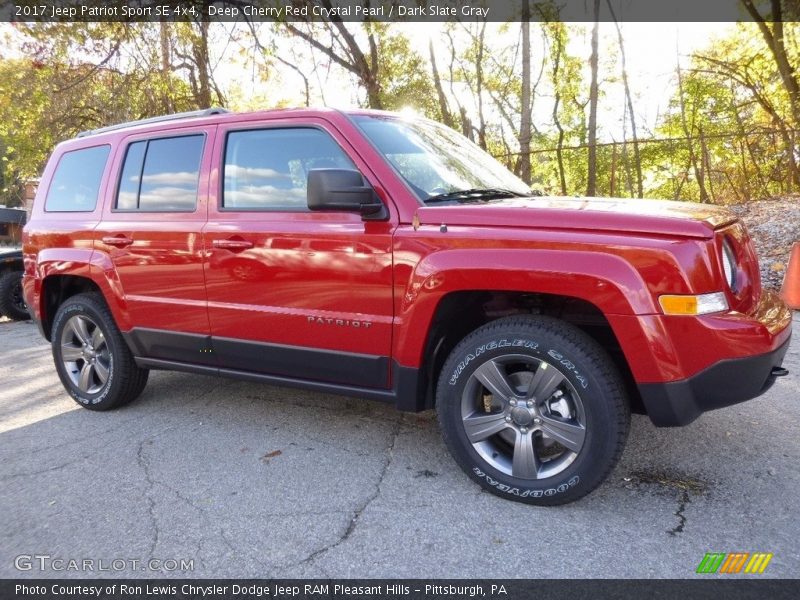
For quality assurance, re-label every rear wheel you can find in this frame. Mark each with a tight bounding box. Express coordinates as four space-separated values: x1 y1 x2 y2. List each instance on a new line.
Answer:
0 271 29 321
51 293 148 410
436 315 629 505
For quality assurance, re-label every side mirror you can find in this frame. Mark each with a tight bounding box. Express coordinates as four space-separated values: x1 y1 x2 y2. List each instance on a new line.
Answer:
307 169 388 220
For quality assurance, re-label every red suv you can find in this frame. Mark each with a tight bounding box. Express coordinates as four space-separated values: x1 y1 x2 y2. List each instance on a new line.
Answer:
23 108 792 504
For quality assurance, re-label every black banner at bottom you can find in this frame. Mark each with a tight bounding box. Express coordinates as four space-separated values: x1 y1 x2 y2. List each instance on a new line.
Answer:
3 579 800 600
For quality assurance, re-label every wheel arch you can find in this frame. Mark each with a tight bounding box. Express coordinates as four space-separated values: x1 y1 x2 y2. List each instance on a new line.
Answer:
33 249 131 340
400 288 643 415
39 274 104 340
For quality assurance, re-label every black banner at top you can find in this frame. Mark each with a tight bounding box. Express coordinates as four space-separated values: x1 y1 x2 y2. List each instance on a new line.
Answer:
1 0 797 23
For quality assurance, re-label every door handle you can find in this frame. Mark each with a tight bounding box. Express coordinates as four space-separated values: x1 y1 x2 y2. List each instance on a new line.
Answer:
212 238 254 251
102 235 134 248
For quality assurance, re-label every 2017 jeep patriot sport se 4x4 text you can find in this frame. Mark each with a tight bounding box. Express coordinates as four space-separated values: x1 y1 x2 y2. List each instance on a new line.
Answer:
23 108 792 505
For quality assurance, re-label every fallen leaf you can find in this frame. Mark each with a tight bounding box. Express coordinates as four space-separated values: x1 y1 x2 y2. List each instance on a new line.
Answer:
261 450 282 462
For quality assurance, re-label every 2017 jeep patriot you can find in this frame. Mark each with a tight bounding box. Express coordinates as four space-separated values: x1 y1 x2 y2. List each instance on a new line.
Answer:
23 107 792 505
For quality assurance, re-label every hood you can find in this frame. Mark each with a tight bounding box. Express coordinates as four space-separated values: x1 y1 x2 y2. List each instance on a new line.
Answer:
415 196 737 239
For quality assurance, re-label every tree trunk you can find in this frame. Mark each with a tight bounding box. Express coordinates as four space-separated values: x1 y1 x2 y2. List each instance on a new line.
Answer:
607 1 643 197
550 25 568 194
159 22 174 113
586 0 600 196
610 142 617 196
475 21 488 150
429 40 453 128
195 21 212 108
676 56 710 202
742 0 800 127
699 128 716 203
365 76 383 109
284 14 383 110
518 0 533 184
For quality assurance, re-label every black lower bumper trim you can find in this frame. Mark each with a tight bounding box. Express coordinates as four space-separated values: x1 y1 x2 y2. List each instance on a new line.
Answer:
638 335 791 427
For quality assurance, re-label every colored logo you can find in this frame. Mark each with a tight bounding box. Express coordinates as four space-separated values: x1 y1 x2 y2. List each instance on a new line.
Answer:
696 552 773 574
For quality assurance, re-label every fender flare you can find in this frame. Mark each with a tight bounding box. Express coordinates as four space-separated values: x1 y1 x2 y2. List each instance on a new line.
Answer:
34 248 132 333
393 248 656 368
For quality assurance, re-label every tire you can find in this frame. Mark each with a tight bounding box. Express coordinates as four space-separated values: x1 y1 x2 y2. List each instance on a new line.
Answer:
436 315 629 505
51 292 149 411
0 270 30 321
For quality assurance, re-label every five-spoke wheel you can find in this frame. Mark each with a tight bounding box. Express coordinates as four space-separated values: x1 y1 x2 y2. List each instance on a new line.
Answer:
462 354 586 480
437 315 629 505
60 314 111 395
52 293 149 410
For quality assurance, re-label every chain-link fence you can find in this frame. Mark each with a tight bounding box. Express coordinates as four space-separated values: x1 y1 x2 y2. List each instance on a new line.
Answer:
496 128 800 204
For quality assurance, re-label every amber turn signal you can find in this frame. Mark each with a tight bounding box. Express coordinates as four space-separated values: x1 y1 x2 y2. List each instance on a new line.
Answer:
659 292 728 316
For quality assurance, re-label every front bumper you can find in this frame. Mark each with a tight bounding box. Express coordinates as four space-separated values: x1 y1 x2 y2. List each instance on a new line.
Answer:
638 333 791 427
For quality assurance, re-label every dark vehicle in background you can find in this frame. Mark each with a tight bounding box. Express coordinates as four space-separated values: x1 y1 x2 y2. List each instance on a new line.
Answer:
0 248 28 321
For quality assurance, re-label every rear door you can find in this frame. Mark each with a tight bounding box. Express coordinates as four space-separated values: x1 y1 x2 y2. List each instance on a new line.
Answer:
203 117 396 388
95 126 215 364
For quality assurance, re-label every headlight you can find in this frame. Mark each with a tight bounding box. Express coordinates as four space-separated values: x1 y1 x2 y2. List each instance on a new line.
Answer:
721 237 737 291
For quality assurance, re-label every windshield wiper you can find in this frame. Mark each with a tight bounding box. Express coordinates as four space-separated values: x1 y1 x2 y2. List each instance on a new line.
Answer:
425 188 529 204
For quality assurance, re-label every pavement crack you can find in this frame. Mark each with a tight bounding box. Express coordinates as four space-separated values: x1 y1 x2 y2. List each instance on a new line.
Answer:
0 454 91 482
667 488 690 536
136 438 161 560
0 417 150 462
287 420 401 572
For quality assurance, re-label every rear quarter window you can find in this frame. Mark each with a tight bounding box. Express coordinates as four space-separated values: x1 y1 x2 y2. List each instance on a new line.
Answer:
45 145 110 212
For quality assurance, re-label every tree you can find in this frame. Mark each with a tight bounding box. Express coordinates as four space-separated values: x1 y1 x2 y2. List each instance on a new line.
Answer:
741 0 800 126
586 0 601 196
0 23 199 200
430 39 454 128
518 0 533 183
281 5 433 113
606 0 643 198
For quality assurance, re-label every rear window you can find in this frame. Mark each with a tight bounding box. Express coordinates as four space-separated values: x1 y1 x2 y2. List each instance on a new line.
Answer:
116 135 204 212
45 145 110 212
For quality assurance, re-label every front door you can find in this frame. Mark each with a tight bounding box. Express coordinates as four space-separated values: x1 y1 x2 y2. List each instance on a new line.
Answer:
203 119 395 388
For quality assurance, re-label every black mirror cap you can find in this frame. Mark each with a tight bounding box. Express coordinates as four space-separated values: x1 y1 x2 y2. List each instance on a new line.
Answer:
307 169 388 220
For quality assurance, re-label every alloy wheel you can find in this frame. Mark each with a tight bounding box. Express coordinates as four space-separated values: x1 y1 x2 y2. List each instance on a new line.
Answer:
460 354 587 480
59 315 111 395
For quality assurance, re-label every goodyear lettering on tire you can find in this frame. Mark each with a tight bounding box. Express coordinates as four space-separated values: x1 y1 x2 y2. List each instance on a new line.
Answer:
472 467 579 497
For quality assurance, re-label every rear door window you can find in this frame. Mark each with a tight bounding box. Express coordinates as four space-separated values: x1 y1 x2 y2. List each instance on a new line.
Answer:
116 135 204 212
45 145 110 212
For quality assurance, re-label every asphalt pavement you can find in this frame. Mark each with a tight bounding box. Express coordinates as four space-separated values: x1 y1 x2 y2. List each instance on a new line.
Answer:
1 315 798 579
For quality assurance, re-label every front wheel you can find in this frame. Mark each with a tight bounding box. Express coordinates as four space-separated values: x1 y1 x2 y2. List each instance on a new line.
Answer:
436 316 629 505
51 293 149 411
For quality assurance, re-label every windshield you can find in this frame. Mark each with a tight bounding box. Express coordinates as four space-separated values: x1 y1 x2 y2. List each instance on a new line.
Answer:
352 115 532 203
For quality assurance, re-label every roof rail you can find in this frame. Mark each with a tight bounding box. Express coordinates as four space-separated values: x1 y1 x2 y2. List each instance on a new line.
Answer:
76 107 231 138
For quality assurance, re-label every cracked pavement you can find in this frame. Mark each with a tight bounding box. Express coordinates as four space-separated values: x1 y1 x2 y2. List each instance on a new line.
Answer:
1 315 799 578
